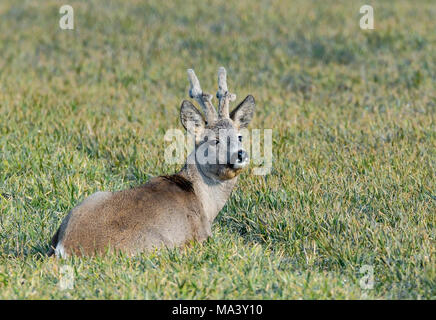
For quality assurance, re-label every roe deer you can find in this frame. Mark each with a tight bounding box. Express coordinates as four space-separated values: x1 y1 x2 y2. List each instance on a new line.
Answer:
48 67 255 257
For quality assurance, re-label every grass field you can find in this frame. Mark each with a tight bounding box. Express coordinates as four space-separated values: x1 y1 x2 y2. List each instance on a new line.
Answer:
0 0 435 299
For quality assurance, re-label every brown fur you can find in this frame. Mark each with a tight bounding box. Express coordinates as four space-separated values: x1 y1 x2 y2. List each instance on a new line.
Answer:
161 174 194 193
53 174 210 256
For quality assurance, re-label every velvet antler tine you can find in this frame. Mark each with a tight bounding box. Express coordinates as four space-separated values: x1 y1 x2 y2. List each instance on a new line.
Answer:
216 67 236 119
187 69 217 124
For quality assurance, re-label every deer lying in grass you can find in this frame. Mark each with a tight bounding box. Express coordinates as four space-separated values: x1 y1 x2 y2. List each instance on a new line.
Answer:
48 67 255 257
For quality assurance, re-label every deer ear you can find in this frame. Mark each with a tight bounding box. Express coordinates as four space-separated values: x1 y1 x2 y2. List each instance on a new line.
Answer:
230 95 255 129
180 100 206 136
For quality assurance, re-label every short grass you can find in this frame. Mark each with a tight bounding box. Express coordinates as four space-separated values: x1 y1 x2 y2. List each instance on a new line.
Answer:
0 0 435 299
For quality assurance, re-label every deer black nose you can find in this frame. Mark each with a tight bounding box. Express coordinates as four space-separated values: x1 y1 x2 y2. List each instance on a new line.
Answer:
237 150 248 164
237 150 244 162
229 150 248 168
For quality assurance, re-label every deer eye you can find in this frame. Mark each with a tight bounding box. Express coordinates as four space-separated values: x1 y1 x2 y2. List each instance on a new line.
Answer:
238 135 242 142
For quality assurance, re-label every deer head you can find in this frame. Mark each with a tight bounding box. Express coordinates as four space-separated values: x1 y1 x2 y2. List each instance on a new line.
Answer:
180 67 255 180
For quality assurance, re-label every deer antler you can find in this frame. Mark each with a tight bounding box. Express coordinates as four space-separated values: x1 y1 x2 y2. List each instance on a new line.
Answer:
216 67 236 119
187 69 218 124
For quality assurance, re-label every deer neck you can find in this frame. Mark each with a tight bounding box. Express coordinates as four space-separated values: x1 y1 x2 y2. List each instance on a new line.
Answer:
178 152 238 224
